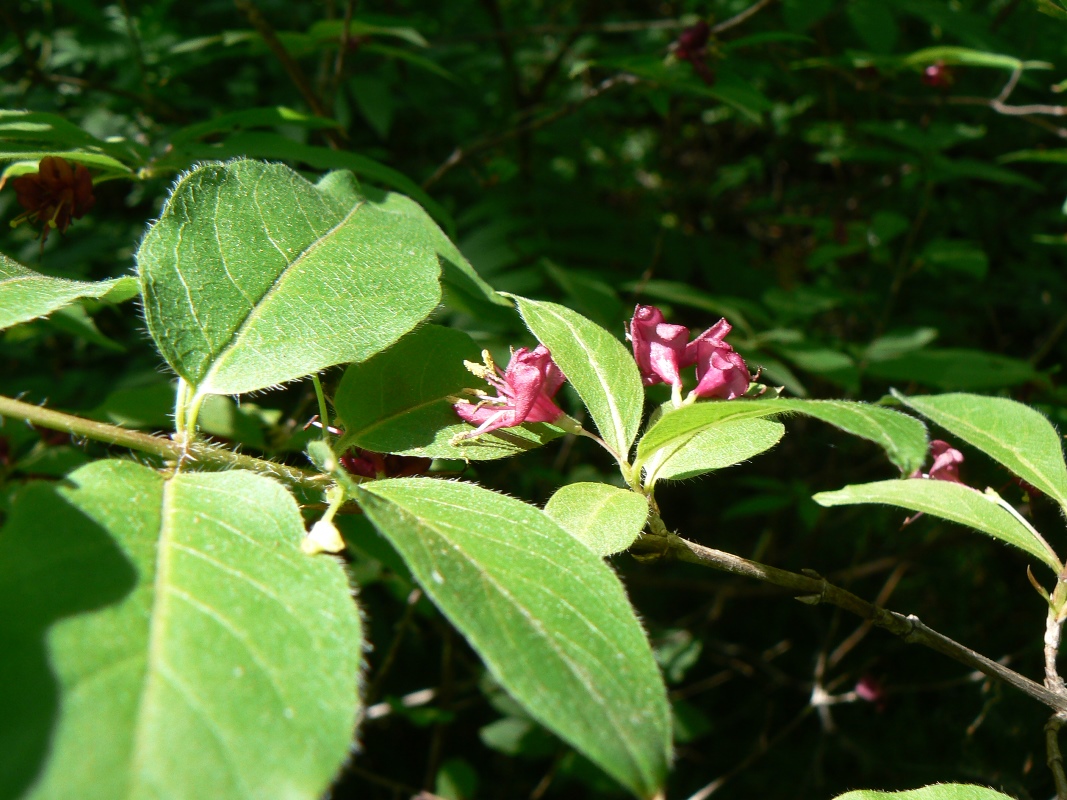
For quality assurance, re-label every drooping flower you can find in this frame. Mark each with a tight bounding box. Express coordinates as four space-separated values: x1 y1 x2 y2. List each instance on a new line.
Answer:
684 319 754 400
909 439 965 483
9 156 96 242
453 345 566 438
628 305 691 389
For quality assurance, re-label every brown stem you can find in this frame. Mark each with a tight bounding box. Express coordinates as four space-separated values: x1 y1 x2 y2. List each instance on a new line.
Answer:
0 394 329 494
233 0 343 147
711 0 778 35
630 532 1067 713
329 0 357 105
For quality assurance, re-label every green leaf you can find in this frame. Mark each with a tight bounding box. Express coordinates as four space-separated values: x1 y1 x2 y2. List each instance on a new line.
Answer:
1001 149 1067 165
813 479 1060 573
0 460 362 800
0 110 146 166
645 419 786 485
153 132 450 230
354 478 671 798
921 240 988 279
863 328 939 363
834 785 1016 800
508 295 645 460
308 18 428 48
636 399 927 476
866 349 1040 390
0 253 137 331
900 46 1052 71
166 106 342 147
0 149 135 176
334 324 562 460
138 159 441 396
544 483 649 556
360 188 504 311
895 392 1067 512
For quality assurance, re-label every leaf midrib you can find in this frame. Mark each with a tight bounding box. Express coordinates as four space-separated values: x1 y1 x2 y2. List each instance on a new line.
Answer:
408 508 659 793
535 302 635 456
196 192 367 394
914 401 1067 506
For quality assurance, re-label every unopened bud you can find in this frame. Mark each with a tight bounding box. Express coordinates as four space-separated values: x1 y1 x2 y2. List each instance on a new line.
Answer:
302 519 346 555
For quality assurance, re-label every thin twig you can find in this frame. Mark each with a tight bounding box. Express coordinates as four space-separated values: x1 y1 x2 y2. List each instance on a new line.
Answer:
360 587 423 717
329 0 357 105
711 0 778 35
946 67 1067 118
1048 714 1067 800
630 532 1067 713
827 562 908 668
479 0 525 106
685 702 813 800
0 394 330 494
233 0 342 146
422 73 638 189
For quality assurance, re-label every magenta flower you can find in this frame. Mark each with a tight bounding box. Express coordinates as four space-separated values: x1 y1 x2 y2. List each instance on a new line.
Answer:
453 345 566 438
628 305 691 389
909 439 965 483
685 319 754 401
928 440 964 483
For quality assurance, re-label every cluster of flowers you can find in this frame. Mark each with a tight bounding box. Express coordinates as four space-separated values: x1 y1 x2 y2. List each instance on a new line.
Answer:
451 304 755 438
628 304 755 402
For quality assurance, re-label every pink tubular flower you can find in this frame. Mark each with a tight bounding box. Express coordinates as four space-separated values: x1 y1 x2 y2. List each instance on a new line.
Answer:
909 439 964 483
684 319 754 400
453 345 565 438
628 305 691 389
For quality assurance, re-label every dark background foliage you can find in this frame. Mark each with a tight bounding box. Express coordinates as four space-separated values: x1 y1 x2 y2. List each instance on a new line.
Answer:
4 0 1067 797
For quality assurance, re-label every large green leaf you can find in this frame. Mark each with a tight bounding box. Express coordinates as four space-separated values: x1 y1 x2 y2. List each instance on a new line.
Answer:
644 418 786 485
0 110 146 166
0 253 138 331
544 483 649 557
334 324 562 460
813 479 1060 573
834 785 1016 800
0 460 362 800
138 159 441 396
508 295 644 461
354 478 671 799
866 348 1040 390
636 399 927 477
896 392 1067 511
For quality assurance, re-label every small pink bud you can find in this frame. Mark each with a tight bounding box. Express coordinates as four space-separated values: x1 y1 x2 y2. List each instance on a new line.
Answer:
909 439 965 484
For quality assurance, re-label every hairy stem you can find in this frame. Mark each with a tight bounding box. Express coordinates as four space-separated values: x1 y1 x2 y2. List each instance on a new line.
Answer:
0 394 329 493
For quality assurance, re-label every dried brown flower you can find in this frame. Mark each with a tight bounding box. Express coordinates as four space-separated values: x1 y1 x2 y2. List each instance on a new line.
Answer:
9 156 96 242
